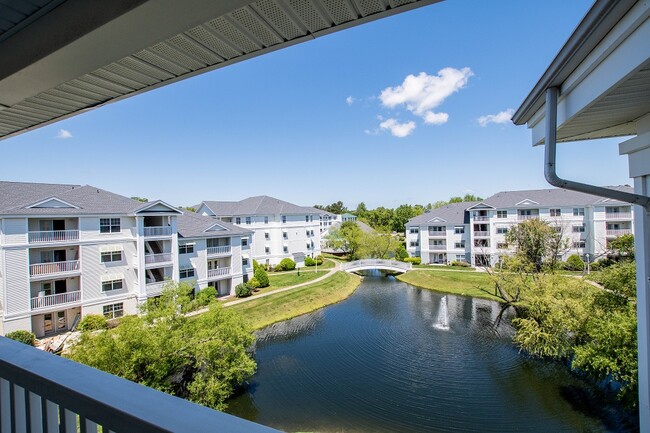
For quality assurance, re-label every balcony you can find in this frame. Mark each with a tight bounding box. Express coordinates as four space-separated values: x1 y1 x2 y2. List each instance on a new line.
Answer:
473 216 489 221
428 231 446 237
28 230 79 244
207 246 231 256
606 229 633 237
31 290 81 310
0 337 281 433
429 245 447 251
208 267 231 279
144 226 172 237
517 215 539 221
145 253 173 265
606 212 632 220
30 260 80 278
473 231 489 237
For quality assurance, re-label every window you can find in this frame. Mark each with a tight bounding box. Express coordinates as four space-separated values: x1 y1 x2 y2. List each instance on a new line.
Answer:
573 208 585 216
282 216 287 223
102 279 123 292
306 215 309 222
283 231 288 240
573 241 586 248
235 217 241 224
474 239 489 247
242 257 249 266
455 254 466 262
241 237 249 247
550 208 561 217
100 218 120 233
264 232 270 240
496 227 508 234
306 243 311 249
554 226 562 233
103 303 124 319
310 230 314 236
429 226 444 232
265 246 270 254
409 227 419 234
180 268 195 279
409 241 419 247
264 216 269 224
245 217 251 225
101 251 122 263
454 241 465 249
179 244 194 254
497 210 507 218
431 239 445 246
306 230 310 237
572 224 585 233
497 242 508 249
454 226 464 234
283 245 289 253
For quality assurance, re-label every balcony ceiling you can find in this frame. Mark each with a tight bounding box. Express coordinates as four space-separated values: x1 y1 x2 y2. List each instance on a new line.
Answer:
0 0 441 140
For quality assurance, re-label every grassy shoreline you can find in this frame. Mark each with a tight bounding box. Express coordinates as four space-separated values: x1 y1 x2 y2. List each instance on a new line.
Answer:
231 271 362 330
397 269 501 302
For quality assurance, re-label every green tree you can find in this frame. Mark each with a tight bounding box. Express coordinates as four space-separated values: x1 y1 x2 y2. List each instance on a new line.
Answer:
462 193 483 202
391 204 418 233
355 202 368 219
254 265 270 287
608 233 635 260
505 219 564 272
130 196 149 202
326 221 364 259
358 232 401 259
67 282 256 410
365 207 393 231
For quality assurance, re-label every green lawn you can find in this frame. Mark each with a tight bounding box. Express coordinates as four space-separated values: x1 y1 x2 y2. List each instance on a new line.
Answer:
412 264 476 271
264 270 329 290
230 272 361 330
397 269 500 301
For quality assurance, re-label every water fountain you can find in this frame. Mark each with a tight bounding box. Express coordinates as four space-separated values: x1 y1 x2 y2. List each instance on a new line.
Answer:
434 296 450 330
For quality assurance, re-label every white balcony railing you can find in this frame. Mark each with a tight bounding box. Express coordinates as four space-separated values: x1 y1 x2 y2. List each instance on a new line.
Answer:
0 338 281 433
31 291 81 310
30 260 80 277
207 246 231 256
428 232 446 237
28 230 79 243
207 267 231 279
145 253 172 264
429 245 447 251
518 215 539 221
605 212 632 219
606 229 633 237
473 231 490 237
143 226 172 237
473 216 489 221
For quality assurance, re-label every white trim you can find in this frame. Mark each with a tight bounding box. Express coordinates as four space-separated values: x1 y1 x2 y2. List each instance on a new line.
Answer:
26 197 80 209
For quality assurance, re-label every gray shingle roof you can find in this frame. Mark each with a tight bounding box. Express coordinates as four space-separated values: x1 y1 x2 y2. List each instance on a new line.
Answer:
0 181 146 215
201 195 321 217
481 186 633 208
406 201 478 227
176 212 252 239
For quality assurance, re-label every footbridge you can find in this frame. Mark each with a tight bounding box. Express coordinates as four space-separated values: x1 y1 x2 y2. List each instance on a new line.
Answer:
341 259 412 274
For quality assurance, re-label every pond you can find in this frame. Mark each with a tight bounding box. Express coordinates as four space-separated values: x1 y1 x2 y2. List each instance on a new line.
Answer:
227 273 634 432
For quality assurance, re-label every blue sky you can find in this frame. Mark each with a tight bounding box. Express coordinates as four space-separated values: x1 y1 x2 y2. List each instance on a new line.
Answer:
2 0 631 209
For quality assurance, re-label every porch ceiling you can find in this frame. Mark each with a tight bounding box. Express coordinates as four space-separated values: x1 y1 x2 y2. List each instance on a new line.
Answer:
0 0 441 141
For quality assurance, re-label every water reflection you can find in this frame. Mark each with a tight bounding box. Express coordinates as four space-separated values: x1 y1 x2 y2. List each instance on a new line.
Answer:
227 275 635 432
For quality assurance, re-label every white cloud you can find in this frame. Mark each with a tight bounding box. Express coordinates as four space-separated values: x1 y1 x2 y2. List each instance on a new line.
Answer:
379 118 416 138
346 96 355 106
477 108 514 127
379 68 473 121
56 129 73 139
423 111 449 125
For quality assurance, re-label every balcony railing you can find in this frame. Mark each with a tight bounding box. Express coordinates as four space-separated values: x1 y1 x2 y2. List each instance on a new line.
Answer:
30 260 80 277
428 231 446 237
143 226 172 237
145 253 173 264
473 216 489 221
429 245 447 251
606 229 633 237
473 231 489 237
518 215 539 221
207 246 231 256
28 230 79 243
208 268 231 279
606 212 632 219
31 291 81 310
0 337 281 433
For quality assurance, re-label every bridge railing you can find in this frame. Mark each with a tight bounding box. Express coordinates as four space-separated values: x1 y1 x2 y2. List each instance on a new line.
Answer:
341 259 412 272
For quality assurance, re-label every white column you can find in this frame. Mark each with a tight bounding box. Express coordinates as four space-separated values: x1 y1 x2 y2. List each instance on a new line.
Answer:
170 216 179 282
619 115 650 431
135 216 147 302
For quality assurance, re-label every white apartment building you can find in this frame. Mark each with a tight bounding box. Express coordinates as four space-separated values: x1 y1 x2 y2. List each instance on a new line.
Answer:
197 196 322 267
0 181 251 338
406 187 635 267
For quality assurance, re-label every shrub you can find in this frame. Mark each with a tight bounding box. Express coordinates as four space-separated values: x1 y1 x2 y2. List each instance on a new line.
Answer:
248 278 261 289
589 260 603 272
6 330 36 346
235 283 252 298
275 258 296 272
254 266 270 287
77 315 108 332
316 255 324 265
450 260 471 268
403 257 421 265
195 286 218 306
566 254 585 271
395 245 409 261
305 256 316 266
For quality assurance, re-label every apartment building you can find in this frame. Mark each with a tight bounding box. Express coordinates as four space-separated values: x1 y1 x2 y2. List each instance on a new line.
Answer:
197 196 322 267
406 187 635 267
0 181 251 337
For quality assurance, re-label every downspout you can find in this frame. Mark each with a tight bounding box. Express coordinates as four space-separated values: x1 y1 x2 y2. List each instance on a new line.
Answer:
544 87 650 211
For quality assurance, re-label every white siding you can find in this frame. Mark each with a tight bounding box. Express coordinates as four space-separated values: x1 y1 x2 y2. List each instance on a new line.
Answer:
4 249 29 314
